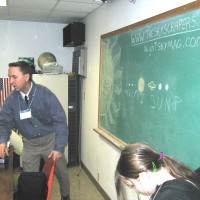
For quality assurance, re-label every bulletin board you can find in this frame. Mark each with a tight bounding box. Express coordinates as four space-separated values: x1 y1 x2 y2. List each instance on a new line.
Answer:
94 1 200 169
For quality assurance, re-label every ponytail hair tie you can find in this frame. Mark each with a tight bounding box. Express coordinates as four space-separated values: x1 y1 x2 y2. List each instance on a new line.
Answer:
159 152 164 159
152 162 157 172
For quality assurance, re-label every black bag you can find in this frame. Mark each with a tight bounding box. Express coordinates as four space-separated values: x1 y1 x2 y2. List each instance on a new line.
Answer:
15 172 48 200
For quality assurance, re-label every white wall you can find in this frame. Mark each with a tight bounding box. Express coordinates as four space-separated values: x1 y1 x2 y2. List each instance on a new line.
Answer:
81 0 196 199
0 0 197 199
0 20 73 77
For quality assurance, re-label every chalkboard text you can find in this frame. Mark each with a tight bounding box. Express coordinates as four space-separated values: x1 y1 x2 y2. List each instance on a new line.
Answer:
151 95 182 112
131 15 197 46
124 86 182 112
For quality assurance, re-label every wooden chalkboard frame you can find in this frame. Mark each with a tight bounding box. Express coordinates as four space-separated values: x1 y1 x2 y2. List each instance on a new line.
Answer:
94 1 200 149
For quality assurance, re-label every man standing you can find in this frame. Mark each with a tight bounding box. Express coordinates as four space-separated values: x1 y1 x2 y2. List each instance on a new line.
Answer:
0 61 70 200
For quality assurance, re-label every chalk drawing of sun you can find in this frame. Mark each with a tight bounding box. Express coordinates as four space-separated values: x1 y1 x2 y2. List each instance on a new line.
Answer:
138 77 145 93
100 36 123 127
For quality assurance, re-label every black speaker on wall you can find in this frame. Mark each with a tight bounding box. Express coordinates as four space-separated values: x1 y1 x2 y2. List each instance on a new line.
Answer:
63 22 85 47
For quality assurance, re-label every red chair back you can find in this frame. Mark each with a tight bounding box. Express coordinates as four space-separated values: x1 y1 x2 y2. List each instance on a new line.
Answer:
42 157 55 200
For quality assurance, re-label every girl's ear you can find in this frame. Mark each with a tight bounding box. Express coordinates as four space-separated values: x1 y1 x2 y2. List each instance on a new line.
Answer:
121 177 134 188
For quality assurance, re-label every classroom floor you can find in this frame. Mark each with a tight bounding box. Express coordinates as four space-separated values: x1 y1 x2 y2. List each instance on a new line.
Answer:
51 166 106 200
14 166 106 200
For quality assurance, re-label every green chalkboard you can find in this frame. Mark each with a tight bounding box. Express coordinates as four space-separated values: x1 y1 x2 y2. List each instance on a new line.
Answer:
96 2 200 169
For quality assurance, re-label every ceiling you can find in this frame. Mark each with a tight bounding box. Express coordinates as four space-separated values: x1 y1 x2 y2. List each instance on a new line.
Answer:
0 0 105 24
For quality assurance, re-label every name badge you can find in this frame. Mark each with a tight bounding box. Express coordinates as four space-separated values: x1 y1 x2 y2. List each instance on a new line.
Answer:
20 109 32 120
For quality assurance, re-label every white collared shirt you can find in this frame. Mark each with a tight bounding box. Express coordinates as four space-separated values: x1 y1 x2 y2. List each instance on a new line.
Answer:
20 82 33 100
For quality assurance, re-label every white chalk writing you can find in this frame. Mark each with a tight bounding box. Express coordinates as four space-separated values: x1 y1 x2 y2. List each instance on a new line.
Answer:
131 15 197 46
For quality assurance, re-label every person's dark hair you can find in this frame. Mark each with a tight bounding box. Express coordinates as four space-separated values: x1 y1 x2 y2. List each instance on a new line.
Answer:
9 61 33 81
115 142 200 199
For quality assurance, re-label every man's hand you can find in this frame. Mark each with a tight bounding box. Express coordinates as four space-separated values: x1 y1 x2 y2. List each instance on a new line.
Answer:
0 143 8 158
48 150 62 161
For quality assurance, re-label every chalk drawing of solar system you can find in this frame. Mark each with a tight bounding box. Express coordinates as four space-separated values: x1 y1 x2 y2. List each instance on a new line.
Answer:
100 36 182 127
132 77 183 118
138 79 169 94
